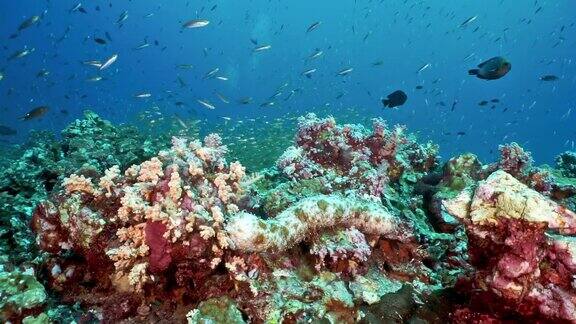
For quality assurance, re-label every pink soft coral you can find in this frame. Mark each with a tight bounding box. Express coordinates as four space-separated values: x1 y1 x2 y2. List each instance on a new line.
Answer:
277 113 438 198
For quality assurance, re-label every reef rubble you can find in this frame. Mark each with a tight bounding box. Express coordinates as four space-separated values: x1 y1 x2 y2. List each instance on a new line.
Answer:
1 112 575 323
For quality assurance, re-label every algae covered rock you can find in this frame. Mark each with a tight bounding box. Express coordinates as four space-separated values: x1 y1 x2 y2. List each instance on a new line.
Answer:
61 110 166 172
470 170 576 233
22 312 50 324
186 297 245 324
0 269 47 321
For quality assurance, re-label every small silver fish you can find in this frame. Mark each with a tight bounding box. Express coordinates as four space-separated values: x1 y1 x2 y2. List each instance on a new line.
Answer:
117 11 129 25
302 68 317 78
307 21 321 33
253 45 271 52
83 60 102 68
337 67 354 76
308 49 323 60
463 53 475 61
100 54 118 70
18 15 40 31
177 64 194 69
86 76 103 82
417 63 431 73
183 19 210 28
260 101 275 107
197 99 216 109
134 92 151 98
215 92 230 104
133 41 150 50
36 69 50 78
8 47 35 60
460 15 477 28
203 68 220 79
69 3 82 13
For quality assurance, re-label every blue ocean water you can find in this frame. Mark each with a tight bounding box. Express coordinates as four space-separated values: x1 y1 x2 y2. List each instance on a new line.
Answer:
1 0 575 164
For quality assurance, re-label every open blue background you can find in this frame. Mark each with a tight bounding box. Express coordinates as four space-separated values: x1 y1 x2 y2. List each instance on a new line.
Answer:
1 0 575 165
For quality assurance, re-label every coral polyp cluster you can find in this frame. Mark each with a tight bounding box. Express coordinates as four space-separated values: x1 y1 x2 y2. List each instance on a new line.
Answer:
2 112 575 323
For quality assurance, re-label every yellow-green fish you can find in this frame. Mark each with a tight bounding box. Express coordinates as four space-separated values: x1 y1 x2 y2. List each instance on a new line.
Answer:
468 57 511 80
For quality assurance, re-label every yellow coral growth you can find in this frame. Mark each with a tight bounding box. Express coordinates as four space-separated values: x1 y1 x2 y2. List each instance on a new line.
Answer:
137 157 163 183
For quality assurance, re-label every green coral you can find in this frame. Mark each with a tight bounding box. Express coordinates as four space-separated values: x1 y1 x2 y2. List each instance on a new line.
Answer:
186 297 246 324
0 269 47 321
264 270 356 323
22 313 50 324
442 153 482 193
260 177 328 217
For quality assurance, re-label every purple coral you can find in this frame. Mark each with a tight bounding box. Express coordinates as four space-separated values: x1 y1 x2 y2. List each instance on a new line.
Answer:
497 142 533 176
276 113 438 198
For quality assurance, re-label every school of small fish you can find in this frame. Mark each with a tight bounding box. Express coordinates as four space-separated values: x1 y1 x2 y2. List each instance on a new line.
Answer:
0 1 573 161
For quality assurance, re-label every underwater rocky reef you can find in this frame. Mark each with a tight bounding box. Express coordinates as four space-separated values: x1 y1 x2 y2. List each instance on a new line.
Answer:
1 112 576 323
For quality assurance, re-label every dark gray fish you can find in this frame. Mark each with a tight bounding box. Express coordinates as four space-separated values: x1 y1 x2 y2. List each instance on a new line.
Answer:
19 106 49 121
382 90 407 108
468 56 511 80
238 97 252 105
540 75 559 81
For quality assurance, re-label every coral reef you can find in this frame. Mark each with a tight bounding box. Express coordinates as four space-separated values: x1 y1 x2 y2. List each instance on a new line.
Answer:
1 113 575 323
276 113 438 199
